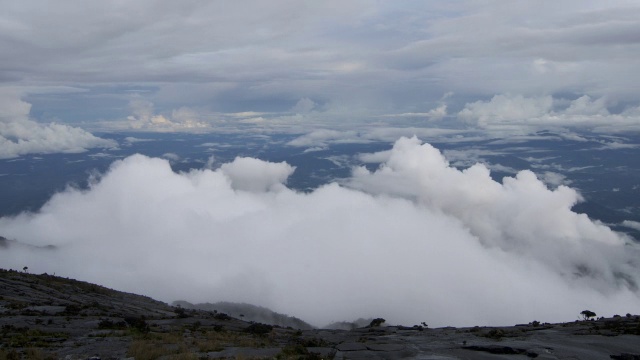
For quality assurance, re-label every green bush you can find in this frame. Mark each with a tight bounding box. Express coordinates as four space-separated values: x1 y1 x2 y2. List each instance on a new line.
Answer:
243 323 273 336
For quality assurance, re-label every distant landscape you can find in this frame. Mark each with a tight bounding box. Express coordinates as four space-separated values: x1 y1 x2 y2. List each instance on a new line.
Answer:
2 1 640 350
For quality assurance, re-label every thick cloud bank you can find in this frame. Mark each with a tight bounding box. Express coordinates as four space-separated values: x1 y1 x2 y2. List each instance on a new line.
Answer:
1 137 638 327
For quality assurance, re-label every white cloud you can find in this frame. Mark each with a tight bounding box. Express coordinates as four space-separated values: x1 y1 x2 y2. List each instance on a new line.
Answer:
621 220 640 232
539 171 572 188
458 94 640 133
564 95 609 116
0 88 117 159
291 98 316 114
286 127 466 149
0 137 638 327
379 104 448 121
425 104 447 120
125 99 210 131
0 89 32 119
220 157 295 192
458 94 554 127
124 137 154 145
161 153 180 162
302 146 326 153
358 150 392 164
348 138 634 288
286 129 364 147
442 148 508 169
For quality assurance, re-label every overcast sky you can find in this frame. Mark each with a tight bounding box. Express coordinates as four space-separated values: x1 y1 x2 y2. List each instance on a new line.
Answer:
1 0 640 139
2 2 640 325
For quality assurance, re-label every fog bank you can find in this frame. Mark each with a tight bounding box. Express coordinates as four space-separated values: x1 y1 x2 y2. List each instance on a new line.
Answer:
1 137 638 327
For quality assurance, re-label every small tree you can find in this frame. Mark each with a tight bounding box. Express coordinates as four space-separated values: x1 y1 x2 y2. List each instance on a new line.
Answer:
580 310 596 321
22 266 28 273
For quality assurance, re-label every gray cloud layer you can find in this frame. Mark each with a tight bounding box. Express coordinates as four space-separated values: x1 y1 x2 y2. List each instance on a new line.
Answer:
1 1 639 136
1 138 638 327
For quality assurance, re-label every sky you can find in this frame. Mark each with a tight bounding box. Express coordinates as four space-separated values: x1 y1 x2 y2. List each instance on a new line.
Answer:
1 0 640 155
1 1 640 327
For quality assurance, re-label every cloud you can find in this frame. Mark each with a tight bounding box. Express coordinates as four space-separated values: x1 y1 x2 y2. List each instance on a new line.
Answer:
220 157 295 192
458 94 554 128
0 137 638 327
0 88 117 159
302 146 326 153
124 137 154 144
161 153 180 162
539 171 572 188
286 127 465 149
286 129 365 148
394 3 640 99
124 99 210 131
290 98 316 114
4 2 640 130
458 94 640 133
621 220 640 232
379 104 448 121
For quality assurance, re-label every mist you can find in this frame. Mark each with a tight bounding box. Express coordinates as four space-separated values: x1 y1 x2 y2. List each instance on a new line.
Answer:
1 137 638 327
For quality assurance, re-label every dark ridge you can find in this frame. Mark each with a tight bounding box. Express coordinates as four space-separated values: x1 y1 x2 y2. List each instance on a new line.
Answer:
174 300 315 330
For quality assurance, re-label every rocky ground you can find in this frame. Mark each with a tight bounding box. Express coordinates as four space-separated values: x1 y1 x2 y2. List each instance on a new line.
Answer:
1 269 639 360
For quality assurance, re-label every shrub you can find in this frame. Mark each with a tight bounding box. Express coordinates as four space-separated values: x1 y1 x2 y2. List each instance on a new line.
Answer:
278 344 309 357
124 316 149 333
368 318 386 327
98 319 127 330
484 328 505 339
174 306 189 319
243 323 273 336
296 337 328 347
62 304 82 316
213 313 231 321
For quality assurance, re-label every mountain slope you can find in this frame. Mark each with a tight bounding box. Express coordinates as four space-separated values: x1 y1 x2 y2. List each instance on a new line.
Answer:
1 268 640 360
